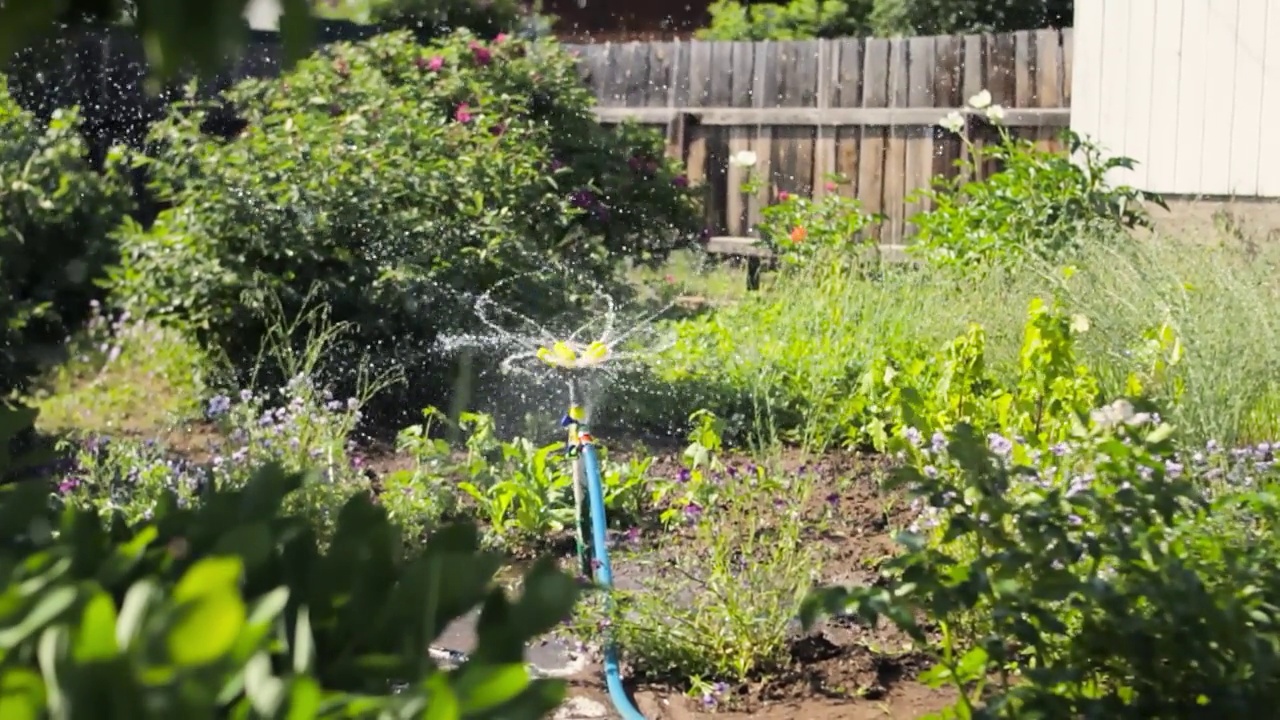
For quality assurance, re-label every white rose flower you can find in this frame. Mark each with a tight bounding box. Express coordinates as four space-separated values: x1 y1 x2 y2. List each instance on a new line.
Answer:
939 111 965 134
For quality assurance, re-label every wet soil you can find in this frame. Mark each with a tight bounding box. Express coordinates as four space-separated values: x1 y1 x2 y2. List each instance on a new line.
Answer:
102 422 956 718
422 448 956 718
577 450 952 719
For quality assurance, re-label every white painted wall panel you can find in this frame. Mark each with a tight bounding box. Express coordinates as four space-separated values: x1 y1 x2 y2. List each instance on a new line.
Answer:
1146 0 1184 189
1097 0 1131 186
1227 0 1267 195
1121 0 1157 189
1069 0 1105 150
1173 0 1211 194
1259 2 1280 196
1199 0 1239 194
1072 0 1280 197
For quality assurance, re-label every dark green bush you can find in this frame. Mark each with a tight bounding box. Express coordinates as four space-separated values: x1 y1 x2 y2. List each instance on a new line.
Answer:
0 406 578 719
114 29 700 405
700 0 1073 40
910 128 1164 270
0 78 134 394
366 0 527 37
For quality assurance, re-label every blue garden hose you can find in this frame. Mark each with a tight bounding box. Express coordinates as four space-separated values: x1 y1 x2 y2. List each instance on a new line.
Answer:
580 437 646 720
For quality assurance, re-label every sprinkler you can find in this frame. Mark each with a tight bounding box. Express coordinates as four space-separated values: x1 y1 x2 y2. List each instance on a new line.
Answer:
535 339 647 720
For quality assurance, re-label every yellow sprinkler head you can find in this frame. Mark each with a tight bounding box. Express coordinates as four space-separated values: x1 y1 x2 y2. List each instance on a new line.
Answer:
535 340 610 370
580 341 610 367
537 341 578 369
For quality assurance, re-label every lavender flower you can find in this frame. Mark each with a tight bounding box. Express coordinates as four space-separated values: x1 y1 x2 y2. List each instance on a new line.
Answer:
206 395 231 417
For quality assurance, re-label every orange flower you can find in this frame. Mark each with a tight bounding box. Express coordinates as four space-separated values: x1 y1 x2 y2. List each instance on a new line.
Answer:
789 226 807 243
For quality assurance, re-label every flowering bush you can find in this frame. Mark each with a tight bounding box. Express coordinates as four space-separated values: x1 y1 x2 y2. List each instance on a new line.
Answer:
114 30 701 397
0 79 134 393
754 184 882 266
59 371 381 544
912 89 1165 270
806 405 1280 718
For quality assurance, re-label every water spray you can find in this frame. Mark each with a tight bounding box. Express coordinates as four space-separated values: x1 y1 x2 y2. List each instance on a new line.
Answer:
533 338 647 720
439 263 681 719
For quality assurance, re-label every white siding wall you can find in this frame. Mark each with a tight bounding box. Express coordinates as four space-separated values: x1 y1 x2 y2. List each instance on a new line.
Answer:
1071 0 1280 197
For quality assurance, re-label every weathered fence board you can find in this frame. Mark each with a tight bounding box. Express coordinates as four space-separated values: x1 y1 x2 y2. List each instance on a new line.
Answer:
5 24 1073 247
578 29 1073 246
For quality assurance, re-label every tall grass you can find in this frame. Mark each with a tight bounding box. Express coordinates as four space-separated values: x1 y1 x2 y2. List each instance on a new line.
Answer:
631 229 1280 449
1044 233 1280 444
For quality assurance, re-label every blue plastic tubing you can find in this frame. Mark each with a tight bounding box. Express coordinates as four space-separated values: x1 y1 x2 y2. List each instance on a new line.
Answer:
581 442 647 720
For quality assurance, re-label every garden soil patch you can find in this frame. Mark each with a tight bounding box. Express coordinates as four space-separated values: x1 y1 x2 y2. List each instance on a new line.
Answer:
368 443 955 718
557 449 953 718
128 422 955 717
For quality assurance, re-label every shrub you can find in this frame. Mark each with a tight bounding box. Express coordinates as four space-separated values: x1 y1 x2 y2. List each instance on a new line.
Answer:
0 405 579 719
0 79 134 394
911 96 1165 271
698 0 872 40
116 30 700 402
806 405 1280 718
868 0 1073 35
700 0 1073 40
751 183 882 267
366 0 527 37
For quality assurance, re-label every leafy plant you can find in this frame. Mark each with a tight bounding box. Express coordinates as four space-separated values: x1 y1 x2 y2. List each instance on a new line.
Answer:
0 403 581 720
116 29 700 404
752 181 883 268
599 463 819 687
398 406 660 550
0 80 134 394
698 0 873 40
912 92 1166 271
804 403 1280 718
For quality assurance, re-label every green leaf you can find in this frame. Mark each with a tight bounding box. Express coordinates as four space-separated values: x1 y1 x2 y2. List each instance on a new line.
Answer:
455 663 530 714
167 592 246 667
282 676 322 720
243 651 286 716
73 590 119 662
115 579 160 650
173 557 243 604
509 557 578 639
278 0 316 71
0 585 77 650
291 606 314 675
423 674 461 720
0 667 45 720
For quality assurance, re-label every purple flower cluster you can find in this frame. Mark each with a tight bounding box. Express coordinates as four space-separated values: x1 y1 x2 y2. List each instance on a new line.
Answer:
206 380 365 483
900 420 1280 536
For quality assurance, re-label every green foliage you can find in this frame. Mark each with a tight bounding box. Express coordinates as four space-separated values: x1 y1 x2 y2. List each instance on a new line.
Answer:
575 415 820 686
701 0 1073 40
911 121 1166 271
803 406 1280 718
868 0 1072 36
398 406 656 549
28 307 210 435
698 0 872 40
0 80 134 394
117 30 699 394
365 0 526 37
0 0 319 88
753 184 882 267
0 404 579 720
860 297 1101 451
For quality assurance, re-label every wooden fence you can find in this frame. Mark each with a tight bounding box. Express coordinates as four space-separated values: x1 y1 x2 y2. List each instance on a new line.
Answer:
4 24 1073 245
576 30 1074 245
